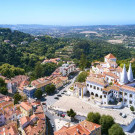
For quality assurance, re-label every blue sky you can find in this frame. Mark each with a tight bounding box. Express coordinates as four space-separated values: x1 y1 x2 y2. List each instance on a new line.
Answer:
0 0 135 25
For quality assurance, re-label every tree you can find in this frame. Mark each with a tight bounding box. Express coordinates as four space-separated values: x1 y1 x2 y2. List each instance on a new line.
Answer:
76 71 88 82
34 89 43 99
87 112 101 124
109 124 125 135
67 109 76 120
130 106 134 112
34 62 44 78
13 93 22 104
79 54 87 71
45 84 56 95
0 64 25 78
100 115 115 135
0 78 8 95
0 87 8 95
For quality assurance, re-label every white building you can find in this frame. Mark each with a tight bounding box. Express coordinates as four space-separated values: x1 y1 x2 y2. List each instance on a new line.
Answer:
60 63 76 76
77 53 135 108
74 82 87 99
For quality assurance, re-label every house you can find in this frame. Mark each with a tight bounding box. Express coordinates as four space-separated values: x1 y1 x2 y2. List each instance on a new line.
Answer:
31 77 51 91
54 120 101 135
23 86 36 98
7 75 29 94
4 40 10 43
20 102 33 116
52 76 68 89
20 116 30 129
0 122 19 135
0 113 5 126
60 63 76 76
42 58 61 65
19 101 46 135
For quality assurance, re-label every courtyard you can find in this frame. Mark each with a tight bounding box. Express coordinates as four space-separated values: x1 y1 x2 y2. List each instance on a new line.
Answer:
52 95 134 125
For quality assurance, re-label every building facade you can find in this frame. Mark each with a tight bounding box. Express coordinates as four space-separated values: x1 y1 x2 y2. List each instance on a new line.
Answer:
77 53 135 108
60 64 76 76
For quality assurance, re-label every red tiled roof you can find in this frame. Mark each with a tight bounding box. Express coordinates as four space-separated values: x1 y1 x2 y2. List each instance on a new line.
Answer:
54 120 101 135
105 53 116 59
20 102 32 111
20 116 30 125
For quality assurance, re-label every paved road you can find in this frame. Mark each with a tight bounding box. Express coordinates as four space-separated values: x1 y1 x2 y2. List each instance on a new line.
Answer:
43 73 78 106
42 73 79 134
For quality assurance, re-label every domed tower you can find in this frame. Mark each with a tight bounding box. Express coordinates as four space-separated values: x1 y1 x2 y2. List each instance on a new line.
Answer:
128 63 134 82
120 64 128 84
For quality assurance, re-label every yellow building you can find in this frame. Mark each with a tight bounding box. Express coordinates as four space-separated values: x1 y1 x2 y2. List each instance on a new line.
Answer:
20 102 33 116
52 77 68 89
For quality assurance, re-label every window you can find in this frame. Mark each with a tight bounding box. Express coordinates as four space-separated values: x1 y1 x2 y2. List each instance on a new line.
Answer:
101 88 102 91
97 87 99 90
119 92 122 95
124 93 127 96
130 94 132 98
94 86 96 89
130 100 132 104
87 84 89 87
104 95 106 98
90 85 92 88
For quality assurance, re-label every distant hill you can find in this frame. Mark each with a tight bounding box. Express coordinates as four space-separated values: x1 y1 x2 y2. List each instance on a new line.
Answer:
0 27 134 73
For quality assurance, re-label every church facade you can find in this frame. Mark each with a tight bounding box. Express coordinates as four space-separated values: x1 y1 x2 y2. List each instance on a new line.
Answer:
75 53 135 108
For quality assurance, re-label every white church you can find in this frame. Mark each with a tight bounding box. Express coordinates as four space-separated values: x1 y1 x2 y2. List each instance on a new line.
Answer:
74 53 135 108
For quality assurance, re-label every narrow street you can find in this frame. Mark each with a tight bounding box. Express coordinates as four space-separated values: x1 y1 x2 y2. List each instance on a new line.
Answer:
42 73 79 134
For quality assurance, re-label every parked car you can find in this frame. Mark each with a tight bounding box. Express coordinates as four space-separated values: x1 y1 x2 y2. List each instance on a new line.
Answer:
54 97 59 100
57 94 62 97
122 113 127 118
61 114 65 118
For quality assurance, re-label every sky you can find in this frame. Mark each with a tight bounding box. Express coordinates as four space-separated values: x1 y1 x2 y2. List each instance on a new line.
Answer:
0 0 135 25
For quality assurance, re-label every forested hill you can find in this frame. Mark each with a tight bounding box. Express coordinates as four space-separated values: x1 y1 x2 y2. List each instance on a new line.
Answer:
0 28 133 73
0 28 67 71
72 39 132 61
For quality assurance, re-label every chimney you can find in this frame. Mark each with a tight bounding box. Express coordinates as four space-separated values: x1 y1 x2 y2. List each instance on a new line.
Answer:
120 64 128 84
128 63 134 82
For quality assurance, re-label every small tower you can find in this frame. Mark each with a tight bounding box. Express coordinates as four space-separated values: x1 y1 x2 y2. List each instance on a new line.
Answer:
120 64 128 84
128 63 134 82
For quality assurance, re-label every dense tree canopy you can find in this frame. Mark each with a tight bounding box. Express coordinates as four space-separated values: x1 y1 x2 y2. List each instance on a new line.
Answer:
87 112 101 124
13 93 22 104
33 62 57 79
34 89 43 99
45 84 56 95
0 78 8 95
109 124 125 135
67 109 76 118
72 40 132 61
100 115 115 135
0 63 25 78
76 71 89 82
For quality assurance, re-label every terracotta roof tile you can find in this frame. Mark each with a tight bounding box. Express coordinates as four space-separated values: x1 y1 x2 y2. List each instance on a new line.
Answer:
105 53 116 59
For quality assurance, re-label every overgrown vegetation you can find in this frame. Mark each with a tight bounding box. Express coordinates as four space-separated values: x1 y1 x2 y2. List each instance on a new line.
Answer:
76 71 89 82
87 112 125 135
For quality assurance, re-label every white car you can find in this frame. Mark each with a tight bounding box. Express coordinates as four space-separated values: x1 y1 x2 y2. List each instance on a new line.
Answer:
122 113 127 118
